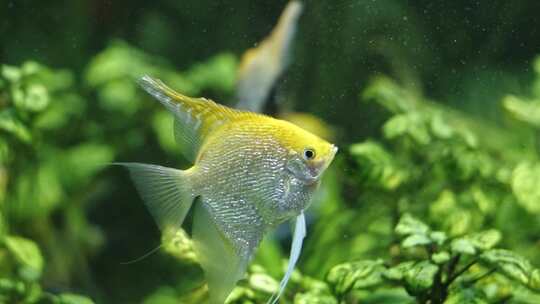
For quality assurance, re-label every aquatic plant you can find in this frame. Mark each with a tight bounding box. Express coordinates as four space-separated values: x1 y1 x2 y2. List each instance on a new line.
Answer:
1 15 540 303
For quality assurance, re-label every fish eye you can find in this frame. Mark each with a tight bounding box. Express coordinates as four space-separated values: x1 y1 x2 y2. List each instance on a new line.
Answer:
303 148 316 160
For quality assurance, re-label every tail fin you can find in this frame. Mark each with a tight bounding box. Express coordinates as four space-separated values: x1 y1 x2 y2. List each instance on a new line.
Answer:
114 163 195 233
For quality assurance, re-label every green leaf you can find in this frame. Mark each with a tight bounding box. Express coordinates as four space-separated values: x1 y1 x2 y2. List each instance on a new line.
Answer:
512 287 540 304
430 112 454 139
0 110 31 143
22 61 75 91
403 261 439 295
24 279 43 302
432 251 451 264
225 286 257 303
383 112 431 144
503 95 540 128
299 276 333 295
9 165 64 220
20 61 42 76
248 273 278 294
429 231 447 246
383 262 415 281
142 287 180 304
1 65 22 83
511 162 540 214
466 230 502 251
152 110 181 154
84 40 159 87
362 76 420 113
0 135 7 161
430 190 457 218
445 209 473 237
58 293 96 304
444 288 488 304
184 53 238 94
471 186 496 214
401 234 432 248
349 141 408 190
451 230 501 255
13 83 50 112
358 288 415 303
430 191 475 236
395 213 430 236
84 40 196 95
252 239 284 278
294 291 338 304
0 278 25 297
36 162 64 215
4 236 44 281
480 249 540 291
531 269 540 291
97 79 139 115
162 228 197 263
60 144 115 185
451 238 477 255
326 260 386 294
34 93 85 130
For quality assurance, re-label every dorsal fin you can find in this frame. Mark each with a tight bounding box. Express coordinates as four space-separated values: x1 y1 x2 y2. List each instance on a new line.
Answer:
138 75 241 161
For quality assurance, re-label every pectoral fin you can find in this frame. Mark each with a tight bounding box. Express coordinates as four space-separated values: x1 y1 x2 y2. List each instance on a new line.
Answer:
268 211 306 304
192 202 252 304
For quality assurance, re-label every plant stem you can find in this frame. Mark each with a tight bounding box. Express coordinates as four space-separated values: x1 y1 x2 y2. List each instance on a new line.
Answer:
445 259 478 287
446 254 461 280
429 266 447 304
464 268 497 286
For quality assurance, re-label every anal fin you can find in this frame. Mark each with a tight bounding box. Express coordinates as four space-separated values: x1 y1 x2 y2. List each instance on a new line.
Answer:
192 202 251 304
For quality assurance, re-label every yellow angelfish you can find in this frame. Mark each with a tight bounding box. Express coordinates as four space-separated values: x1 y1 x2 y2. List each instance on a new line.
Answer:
119 76 337 304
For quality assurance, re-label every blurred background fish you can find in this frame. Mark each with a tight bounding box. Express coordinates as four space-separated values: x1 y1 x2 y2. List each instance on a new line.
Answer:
236 1 303 114
235 1 335 144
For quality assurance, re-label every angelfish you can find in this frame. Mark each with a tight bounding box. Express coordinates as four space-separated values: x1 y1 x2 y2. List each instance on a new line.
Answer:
119 76 337 304
236 1 303 112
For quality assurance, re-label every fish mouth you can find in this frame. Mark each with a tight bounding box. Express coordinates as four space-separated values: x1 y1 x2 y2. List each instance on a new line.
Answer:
287 145 338 185
329 145 338 162
305 144 338 183
318 144 338 171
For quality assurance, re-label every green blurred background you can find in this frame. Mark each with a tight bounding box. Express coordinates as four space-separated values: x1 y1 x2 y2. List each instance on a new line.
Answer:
2 0 540 303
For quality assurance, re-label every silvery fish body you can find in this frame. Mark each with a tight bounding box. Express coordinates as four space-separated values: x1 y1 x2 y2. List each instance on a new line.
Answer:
119 75 337 304
195 121 314 249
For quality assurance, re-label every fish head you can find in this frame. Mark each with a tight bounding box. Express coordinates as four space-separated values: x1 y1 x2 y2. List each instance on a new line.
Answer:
281 122 338 185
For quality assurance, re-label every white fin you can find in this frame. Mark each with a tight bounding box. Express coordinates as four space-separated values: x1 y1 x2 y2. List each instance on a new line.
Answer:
192 202 250 304
268 212 306 304
114 163 194 233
